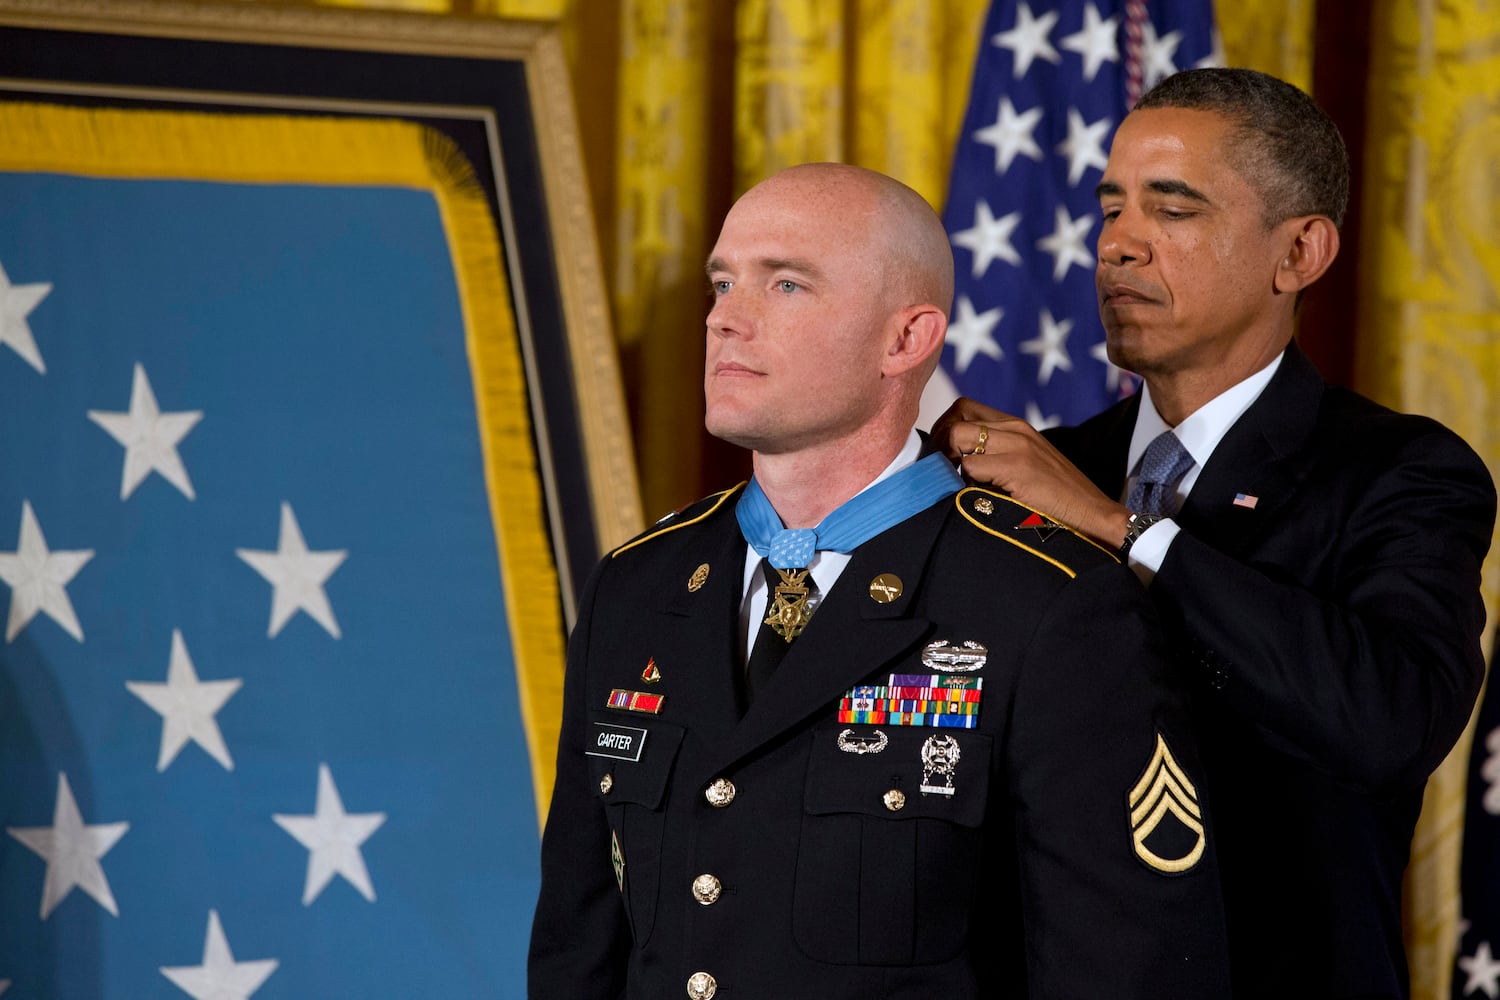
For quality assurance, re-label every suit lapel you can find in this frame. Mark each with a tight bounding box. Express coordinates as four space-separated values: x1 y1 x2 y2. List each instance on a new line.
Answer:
1177 343 1324 555
698 500 949 779
651 515 752 733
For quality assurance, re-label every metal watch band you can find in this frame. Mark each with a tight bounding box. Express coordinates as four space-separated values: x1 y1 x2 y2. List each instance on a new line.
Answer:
1118 512 1166 558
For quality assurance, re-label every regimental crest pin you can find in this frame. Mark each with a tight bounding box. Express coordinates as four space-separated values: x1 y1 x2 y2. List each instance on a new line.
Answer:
921 639 987 673
641 657 661 684
1127 732 1206 875
687 562 710 592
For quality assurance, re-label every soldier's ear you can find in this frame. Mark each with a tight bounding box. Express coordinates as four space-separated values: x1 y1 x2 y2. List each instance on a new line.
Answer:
1274 215 1339 295
884 304 947 378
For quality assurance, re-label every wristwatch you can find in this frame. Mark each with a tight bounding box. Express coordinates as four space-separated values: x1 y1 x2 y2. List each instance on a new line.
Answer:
1118 512 1166 558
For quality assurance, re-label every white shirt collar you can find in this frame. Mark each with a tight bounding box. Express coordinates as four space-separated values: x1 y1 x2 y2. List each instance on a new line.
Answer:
1127 350 1285 483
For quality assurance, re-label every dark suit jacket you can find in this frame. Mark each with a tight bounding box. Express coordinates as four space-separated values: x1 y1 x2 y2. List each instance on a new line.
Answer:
530 485 1231 998
1046 342 1497 999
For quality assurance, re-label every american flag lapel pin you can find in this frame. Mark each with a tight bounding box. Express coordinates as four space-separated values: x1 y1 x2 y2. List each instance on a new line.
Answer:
1232 493 1260 509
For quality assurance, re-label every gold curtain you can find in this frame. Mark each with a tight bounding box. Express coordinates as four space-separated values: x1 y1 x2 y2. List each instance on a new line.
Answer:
1356 3 1500 998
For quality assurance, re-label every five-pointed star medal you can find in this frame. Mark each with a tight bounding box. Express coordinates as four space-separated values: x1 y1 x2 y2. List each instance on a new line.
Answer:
88 363 204 500
6 772 130 919
0 500 95 643
273 763 386 905
160 910 279 1000
126 629 243 772
236 503 348 638
0 259 53 374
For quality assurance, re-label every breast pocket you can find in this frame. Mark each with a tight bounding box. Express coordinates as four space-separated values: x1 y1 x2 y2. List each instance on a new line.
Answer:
586 717 685 947
793 724 993 966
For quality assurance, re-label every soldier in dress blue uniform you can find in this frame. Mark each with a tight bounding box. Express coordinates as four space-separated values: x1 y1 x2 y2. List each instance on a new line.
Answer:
528 162 1231 999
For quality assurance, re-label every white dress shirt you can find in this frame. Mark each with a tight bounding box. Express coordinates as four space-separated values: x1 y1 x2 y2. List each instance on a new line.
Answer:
1124 352 1284 583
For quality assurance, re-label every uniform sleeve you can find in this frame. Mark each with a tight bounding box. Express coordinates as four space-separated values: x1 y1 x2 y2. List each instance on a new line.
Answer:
1005 560 1232 998
1153 427 1495 790
527 559 630 1000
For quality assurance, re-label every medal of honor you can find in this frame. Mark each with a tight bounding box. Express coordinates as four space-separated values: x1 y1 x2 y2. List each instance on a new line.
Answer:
764 568 814 642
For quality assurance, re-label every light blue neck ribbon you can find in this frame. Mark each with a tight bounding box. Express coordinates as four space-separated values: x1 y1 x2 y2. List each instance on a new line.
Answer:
736 452 964 569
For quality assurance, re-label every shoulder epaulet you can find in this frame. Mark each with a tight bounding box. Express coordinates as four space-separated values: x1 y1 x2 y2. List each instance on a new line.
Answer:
608 483 744 559
953 487 1119 578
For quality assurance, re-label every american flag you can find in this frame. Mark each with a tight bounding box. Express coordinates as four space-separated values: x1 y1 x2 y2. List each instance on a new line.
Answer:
0 125 544 995
1453 628 1500 999
930 0 1220 429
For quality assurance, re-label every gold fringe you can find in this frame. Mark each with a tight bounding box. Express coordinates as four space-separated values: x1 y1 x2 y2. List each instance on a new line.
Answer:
0 101 565 826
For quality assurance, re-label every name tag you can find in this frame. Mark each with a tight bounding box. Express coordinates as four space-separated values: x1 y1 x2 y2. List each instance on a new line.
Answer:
587 723 648 762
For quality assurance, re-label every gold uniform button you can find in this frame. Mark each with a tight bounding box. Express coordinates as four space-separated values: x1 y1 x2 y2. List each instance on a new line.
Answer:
883 788 906 811
691 874 722 905
704 778 736 807
599 773 614 795
687 971 717 999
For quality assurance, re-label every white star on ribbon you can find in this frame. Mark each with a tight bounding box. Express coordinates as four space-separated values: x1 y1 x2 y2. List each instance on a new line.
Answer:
236 503 348 639
88 363 203 501
951 200 1023 278
0 260 52 374
973 96 1045 175
1057 108 1113 187
126 629 242 772
990 1 1060 78
1460 940 1500 999
1141 21 1184 90
945 295 1005 374
160 910 279 1000
0 501 94 643
273 764 386 905
6 772 129 919
1060 3 1120 82
1024 401 1062 431
1020 309 1075 386
1036 205 1096 282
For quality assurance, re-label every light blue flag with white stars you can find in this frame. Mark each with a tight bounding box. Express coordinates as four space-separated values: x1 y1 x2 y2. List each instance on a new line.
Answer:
929 0 1219 430
0 104 558 998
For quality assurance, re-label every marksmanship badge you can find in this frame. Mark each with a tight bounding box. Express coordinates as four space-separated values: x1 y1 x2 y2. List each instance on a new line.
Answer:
920 734 961 796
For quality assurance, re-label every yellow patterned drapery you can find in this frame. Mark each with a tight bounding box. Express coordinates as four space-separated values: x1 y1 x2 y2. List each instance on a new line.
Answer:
1356 3 1500 998
571 0 1302 518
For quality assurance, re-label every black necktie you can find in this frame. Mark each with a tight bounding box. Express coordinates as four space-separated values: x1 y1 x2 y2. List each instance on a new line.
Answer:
744 558 819 704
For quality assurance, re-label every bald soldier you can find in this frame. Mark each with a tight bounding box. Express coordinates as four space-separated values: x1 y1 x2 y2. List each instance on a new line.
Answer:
528 163 1230 998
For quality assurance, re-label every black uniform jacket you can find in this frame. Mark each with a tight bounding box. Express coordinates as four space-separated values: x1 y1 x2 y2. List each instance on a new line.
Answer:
529 485 1232 999
1045 342 1497 999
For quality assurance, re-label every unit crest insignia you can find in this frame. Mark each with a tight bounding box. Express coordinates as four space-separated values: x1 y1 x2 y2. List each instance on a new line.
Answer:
1126 732 1206 874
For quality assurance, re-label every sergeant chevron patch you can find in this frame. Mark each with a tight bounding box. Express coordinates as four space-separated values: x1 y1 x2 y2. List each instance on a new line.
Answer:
1126 732 1206 875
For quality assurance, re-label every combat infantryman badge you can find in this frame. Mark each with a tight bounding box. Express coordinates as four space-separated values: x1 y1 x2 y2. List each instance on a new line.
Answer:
920 734 961 796
921 639 988 673
1127 732 1207 874
765 568 814 641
